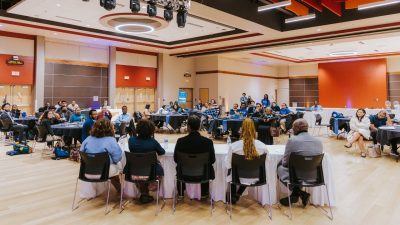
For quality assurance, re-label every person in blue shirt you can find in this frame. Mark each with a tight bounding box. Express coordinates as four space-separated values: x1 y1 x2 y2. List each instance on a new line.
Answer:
69 108 83 123
80 119 122 192
229 103 240 116
279 103 292 132
114 106 132 131
82 109 97 142
247 101 256 115
128 119 165 203
369 110 392 151
261 94 271 108
205 106 219 135
240 93 248 104
310 101 322 111
239 103 248 117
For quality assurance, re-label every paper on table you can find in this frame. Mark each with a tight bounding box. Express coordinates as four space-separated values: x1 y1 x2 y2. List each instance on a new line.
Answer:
380 126 395 130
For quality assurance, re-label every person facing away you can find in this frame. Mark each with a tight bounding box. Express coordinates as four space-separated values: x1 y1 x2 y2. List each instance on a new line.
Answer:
82 109 97 142
128 119 166 204
225 118 268 204
80 119 122 192
277 119 323 207
174 115 216 198
69 108 83 123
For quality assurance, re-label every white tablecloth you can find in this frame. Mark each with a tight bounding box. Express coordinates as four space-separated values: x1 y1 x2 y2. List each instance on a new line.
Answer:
79 139 336 206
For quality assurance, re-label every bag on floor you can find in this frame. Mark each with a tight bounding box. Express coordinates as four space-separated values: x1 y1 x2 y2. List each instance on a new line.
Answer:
69 147 80 162
368 146 381 158
54 147 69 158
13 144 32 154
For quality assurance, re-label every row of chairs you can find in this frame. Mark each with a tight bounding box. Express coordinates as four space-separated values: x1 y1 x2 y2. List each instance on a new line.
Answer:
72 151 333 221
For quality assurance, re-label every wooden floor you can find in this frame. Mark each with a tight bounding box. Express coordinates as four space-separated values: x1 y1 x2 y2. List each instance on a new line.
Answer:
0 130 399 225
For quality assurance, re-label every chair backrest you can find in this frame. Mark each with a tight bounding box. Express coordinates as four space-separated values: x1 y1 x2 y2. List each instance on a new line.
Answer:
231 153 267 185
119 122 127 136
35 125 48 142
288 153 325 187
124 151 157 182
0 113 12 130
176 151 210 182
79 152 110 182
134 112 142 121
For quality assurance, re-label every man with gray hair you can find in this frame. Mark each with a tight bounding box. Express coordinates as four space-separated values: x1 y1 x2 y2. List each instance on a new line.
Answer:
277 118 323 207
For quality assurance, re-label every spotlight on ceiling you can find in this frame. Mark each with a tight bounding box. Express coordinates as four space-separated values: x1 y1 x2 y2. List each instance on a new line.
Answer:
100 0 116 11
258 0 291 12
130 0 141 13
147 0 157 17
164 1 174 22
285 13 316 23
177 5 187 28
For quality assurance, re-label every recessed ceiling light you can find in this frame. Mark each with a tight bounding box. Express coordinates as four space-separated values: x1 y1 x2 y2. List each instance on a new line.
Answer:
374 49 379 52
115 23 155 34
56 3 61 7
329 51 358 57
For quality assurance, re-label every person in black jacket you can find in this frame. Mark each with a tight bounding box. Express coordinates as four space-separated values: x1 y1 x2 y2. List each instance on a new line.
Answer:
174 115 216 198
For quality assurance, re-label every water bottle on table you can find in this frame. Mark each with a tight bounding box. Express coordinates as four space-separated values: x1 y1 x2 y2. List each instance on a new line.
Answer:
163 137 169 150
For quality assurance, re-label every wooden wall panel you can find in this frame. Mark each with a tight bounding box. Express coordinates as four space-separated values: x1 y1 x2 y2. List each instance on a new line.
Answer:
289 78 319 107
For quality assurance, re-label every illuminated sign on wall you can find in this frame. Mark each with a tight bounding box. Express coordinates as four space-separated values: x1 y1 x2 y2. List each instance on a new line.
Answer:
6 56 24 65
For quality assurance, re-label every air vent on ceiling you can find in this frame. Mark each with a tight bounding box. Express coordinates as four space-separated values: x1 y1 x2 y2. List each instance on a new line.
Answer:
56 16 82 22
187 22 204 28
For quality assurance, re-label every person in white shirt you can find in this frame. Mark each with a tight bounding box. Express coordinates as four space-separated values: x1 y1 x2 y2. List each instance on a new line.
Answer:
68 100 79 111
157 105 169 115
344 108 371 157
225 118 268 204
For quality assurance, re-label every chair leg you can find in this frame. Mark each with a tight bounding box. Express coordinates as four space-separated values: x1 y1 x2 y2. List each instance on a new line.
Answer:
119 177 125 213
105 180 111 215
267 184 272 220
209 180 213 216
229 182 233 219
325 185 334 220
156 180 160 216
71 178 79 211
172 179 177 214
287 183 292 220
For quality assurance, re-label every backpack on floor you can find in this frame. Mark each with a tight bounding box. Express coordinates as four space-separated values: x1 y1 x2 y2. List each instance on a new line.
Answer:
54 147 70 158
13 144 32 154
69 147 80 162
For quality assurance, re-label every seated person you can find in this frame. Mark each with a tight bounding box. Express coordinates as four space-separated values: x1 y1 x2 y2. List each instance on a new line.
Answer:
67 101 79 111
247 96 254 106
195 100 203 111
69 108 83 123
229 104 240 116
157 105 169 115
279 103 291 132
167 101 174 112
225 118 267 204
172 102 183 113
247 101 256 115
0 103 28 144
261 94 271 108
277 119 323 207
114 105 132 132
257 107 277 145
252 103 264 118
39 110 60 146
369 110 394 154
39 102 51 113
143 104 152 119
344 109 371 158
80 119 122 192
174 115 216 198
238 103 248 117
128 119 165 203
205 106 219 135
310 101 322 111
82 109 97 142
58 106 72 122
11 104 21 118
271 102 280 112
97 105 112 120
48 106 61 120
55 100 73 114
200 102 209 113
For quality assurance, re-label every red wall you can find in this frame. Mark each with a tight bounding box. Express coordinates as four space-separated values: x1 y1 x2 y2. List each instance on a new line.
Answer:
116 64 157 88
318 59 387 108
0 54 34 85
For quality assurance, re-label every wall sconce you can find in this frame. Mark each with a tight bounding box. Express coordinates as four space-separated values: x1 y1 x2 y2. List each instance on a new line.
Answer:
124 75 130 80
146 77 151 81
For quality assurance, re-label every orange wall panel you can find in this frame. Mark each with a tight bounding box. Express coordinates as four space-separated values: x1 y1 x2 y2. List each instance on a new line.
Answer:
318 59 387 108
116 64 157 88
0 54 34 85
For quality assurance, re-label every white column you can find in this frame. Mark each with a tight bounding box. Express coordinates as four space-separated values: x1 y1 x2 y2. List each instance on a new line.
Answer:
34 36 45 111
108 46 116 108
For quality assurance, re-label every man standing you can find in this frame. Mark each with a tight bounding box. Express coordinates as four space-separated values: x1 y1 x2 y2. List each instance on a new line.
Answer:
82 109 97 142
174 115 216 198
277 119 323 207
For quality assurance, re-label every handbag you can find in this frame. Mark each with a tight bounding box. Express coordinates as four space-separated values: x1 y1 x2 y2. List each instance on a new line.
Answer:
368 146 381 158
270 127 280 137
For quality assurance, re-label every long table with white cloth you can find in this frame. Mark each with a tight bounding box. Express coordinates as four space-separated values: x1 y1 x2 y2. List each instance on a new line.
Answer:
79 138 336 206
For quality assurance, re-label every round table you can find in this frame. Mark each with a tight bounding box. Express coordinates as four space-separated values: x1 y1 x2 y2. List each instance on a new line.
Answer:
13 116 38 125
377 126 400 146
150 114 188 130
51 123 83 141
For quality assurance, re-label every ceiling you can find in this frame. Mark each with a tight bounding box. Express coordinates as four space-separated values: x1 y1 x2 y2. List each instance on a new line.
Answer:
0 0 400 63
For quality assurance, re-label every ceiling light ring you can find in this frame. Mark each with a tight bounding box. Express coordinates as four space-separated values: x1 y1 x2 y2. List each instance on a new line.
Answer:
115 23 155 34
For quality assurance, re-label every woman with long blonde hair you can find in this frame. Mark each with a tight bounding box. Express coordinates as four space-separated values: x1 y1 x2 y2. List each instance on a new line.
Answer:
225 118 268 204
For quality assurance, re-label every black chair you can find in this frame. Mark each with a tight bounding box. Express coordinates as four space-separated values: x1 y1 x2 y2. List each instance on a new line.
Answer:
0 113 14 144
228 153 271 220
120 152 164 215
115 122 127 141
173 152 214 215
134 112 142 122
282 153 333 220
72 152 112 214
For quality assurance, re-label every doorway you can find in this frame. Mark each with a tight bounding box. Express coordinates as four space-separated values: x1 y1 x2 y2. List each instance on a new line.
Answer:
199 88 209 104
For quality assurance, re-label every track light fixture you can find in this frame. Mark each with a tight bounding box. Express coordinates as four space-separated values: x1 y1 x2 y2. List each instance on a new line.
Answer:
147 0 157 17
100 0 116 11
177 5 187 28
164 1 174 22
130 0 141 13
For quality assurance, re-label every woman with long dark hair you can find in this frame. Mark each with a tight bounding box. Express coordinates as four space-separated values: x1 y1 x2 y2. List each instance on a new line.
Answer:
344 108 371 157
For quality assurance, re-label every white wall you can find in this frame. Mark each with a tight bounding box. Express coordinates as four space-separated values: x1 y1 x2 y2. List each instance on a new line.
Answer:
0 36 34 56
288 63 318 76
195 73 218 102
116 51 157 68
387 56 400 73
219 57 278 76
45 41 109 63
